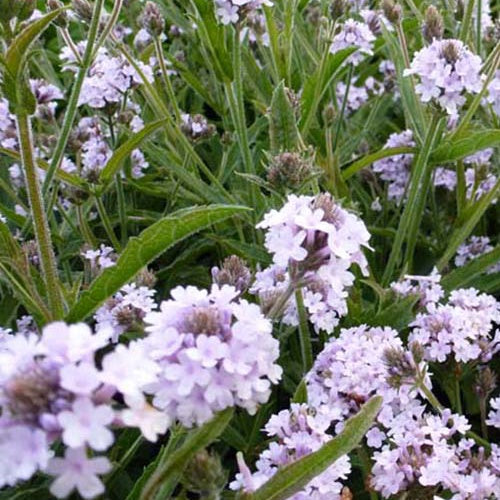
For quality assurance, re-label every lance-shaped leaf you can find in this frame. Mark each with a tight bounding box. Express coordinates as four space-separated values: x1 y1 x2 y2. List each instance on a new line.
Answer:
139 409 234 500
66 205 250 322
100 119 168 185
269 81 300 153
441 245 500 291
430 129 500 165
246 396 382 500
5 9 63 78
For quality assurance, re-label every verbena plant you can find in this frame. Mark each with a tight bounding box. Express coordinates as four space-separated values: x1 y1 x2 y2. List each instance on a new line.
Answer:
0 0 498 498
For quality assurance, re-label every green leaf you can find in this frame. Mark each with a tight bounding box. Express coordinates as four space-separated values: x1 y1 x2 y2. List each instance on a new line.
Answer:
369 294 419 330
292 379 308 404
441 246 500 291
66 205 249 322
437 178 500 271
269 81 300 153
342 146 415 180
5 9 64 78
247 396 382 500
100 119 168 185
430 129 500 165
139 409 234 500
299 47 356 134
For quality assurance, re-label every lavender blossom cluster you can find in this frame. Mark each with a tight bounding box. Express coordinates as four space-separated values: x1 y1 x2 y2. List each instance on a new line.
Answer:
252 194 371 332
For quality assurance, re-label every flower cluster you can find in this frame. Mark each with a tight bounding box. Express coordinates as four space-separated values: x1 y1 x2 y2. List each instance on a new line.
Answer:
231 404 352 497
253 194 371 332
486 71 500 115
455 235 500 274
0 322 166 498
94 283 156 342
215 0 272 25
371 410 500 498
306 325 419 427
409 288 500 363
143 285 282 426
181 113 216 141
60 43 153 109
82 244 116 272
372 130 415 202
336 76 382 115
391 269 445 308
405 39 483 116
330 19 375 66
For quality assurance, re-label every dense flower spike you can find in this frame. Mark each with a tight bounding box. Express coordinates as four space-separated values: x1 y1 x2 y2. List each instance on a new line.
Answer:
455 235 500 273
143 285 282 426
231 404 352 496
60 43 153 109
330 19 375 66
214 0 272 25
409 288 500 363
254 194 371 332
306 325 419 426
405 39 483 116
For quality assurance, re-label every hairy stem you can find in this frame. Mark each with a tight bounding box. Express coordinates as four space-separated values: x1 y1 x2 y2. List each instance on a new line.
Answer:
16 113 64 320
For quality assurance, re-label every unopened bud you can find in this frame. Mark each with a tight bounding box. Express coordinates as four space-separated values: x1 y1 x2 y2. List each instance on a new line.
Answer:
181 450 227 496
135 268 157 288
48 0 68 28
382 0 401 24
72 0 93 23
267 151 314 190
474 367 497 399
212 255 251 293
140 1 165 38
383 347 417 388
423 5 443 43
330 0 346 20
323 103 336 126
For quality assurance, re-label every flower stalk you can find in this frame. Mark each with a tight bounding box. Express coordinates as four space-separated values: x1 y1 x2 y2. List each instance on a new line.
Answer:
16 112 64 319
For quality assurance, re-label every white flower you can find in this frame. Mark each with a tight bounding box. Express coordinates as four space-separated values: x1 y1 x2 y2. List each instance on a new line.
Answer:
58 398 114 451
47 447 111 499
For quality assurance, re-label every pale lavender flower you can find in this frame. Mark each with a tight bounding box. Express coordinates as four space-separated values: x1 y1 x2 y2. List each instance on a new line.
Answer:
336 76 382 115
180 113 216 141
254 194 371 332
486 397 500 428
372 130 414 202
371 412 499 498
455 236 500 274
486 70 500 115
230 404 351 497
94 283 156 342
306 325 419 427
409 288 500 363
0 98 18 150
330 19 375 66
405 39 483 116
60 42 153 108
391 270 445 308
373 130 456 201
82 244 116 272
47 447 111 499
215 0 273 25
143 284 282 426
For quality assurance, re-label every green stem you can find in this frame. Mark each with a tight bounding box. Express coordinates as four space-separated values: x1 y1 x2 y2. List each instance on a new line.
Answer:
16 113 64 320
332 63 353 152
153 36 181 122
295 288 313 374
357 446 377 500
459 0 475 42
93 0 123 56
383 114 443 284
115 174 128 246
95 196 121 251
42 0 105 200
77 204 98 247
456 159 466 217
